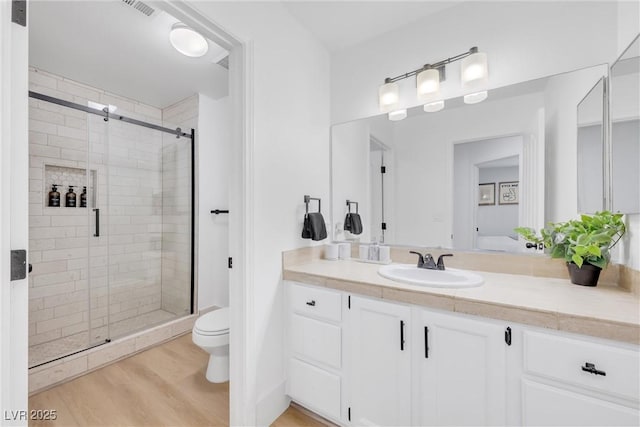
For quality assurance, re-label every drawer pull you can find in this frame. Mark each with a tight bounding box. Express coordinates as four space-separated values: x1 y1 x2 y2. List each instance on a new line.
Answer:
306 300 316 306
581 362 606 376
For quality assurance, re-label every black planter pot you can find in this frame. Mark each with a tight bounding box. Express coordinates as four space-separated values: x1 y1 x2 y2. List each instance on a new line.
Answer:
566 262 602 287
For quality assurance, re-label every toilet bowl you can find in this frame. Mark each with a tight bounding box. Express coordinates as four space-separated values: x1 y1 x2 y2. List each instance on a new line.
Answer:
192 307 229 383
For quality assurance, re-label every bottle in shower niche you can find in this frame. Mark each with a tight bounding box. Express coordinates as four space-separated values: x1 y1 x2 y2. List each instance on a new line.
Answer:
65 186 76 207
48 184 61 207
80 186 87 208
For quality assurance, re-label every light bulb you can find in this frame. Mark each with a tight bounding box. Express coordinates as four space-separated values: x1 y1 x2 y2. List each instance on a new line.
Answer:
464 91 488 104
461 51 488 89
378 81 399 113
388 109 407 121
416 68 440 100
423 100 445 112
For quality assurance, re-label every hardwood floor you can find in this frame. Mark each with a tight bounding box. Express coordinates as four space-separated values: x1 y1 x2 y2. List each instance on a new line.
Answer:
29 334 326 427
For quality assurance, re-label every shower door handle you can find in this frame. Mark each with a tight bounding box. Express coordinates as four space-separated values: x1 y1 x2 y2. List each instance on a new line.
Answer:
93 208 100 237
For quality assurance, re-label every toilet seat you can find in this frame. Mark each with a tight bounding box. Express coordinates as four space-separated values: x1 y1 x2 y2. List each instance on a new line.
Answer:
194 307 229 336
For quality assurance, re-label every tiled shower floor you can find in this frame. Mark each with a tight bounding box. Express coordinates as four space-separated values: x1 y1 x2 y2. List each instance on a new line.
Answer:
29 309 178 367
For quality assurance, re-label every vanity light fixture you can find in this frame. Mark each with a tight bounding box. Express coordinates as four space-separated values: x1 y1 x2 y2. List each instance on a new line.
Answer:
388 109 408 121
169 23 209 58
378 46 489 119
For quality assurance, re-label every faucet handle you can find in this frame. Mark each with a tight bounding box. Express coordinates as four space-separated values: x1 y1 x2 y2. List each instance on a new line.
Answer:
409 251 425 268
436 254 454 270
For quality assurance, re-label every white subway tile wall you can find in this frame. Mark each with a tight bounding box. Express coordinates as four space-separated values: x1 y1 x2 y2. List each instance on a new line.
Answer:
28 67 195 367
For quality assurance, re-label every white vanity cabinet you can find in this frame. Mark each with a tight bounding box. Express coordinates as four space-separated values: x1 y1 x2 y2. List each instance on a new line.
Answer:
520 328 640 426
285 280 640 427
416 309 508 426
285 282 344 423
347 296 412 426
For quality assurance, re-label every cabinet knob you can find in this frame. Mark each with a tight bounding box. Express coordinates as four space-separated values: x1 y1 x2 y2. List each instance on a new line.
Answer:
306 300 316 306
581 362 606 376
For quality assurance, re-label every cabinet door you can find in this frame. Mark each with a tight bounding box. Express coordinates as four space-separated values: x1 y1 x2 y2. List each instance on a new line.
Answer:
348 296 411 426
418 310 507 426
522 379 640 426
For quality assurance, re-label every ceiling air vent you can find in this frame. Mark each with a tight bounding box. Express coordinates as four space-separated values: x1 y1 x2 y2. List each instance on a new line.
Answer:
122 0 157 17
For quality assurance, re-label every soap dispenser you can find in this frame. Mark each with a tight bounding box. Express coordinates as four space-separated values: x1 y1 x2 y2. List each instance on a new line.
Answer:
48 184 61 207
65 186 76 207
80 186 87 208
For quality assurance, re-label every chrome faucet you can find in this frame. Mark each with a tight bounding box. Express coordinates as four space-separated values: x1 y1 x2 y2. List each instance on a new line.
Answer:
409 251 453 270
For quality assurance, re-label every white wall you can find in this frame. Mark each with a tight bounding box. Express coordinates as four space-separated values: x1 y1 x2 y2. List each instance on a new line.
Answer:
187 2 330 424
197 95 230 310
331 121 370 242
331 1 618 124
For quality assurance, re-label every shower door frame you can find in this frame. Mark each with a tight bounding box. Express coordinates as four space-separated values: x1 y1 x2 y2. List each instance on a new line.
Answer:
27 90 197 356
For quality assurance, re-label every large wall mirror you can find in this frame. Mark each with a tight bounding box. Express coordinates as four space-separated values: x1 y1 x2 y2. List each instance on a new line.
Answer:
331 65 607 253
610 34 640 214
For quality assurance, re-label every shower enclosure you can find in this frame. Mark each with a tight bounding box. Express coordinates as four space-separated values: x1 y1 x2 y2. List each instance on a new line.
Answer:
28 90 194 368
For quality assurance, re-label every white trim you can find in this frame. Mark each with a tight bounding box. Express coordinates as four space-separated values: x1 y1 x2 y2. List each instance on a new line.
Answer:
157 2 256 424
256 380 290 426
1 1 29 425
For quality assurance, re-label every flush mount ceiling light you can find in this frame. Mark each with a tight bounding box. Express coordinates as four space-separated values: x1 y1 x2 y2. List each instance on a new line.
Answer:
377 46 489 119
170 23 209 58
388 109 407 121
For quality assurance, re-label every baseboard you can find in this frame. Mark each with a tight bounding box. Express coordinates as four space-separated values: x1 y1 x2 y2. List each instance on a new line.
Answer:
256 379 290 426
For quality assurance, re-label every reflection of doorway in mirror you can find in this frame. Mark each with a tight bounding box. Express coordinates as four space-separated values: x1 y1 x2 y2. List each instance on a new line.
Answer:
370 136 390 243
453 135 523 252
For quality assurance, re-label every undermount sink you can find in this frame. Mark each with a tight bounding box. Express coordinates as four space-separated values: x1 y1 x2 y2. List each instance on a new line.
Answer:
378 264 484 288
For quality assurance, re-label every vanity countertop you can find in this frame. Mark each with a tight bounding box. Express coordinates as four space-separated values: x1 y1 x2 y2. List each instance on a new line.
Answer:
283 259 640 345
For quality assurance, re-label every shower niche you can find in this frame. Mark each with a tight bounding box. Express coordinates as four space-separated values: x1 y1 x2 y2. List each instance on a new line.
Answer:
44 164 97 208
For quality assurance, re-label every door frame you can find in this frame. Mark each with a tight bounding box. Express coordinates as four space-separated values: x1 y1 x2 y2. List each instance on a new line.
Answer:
0 1 257 425
0 0 29 423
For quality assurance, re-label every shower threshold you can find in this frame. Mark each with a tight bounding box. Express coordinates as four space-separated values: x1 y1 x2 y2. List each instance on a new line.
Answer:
29 309 178 368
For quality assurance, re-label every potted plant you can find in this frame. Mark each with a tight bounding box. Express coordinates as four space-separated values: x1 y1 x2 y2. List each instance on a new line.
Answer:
515 211 626 286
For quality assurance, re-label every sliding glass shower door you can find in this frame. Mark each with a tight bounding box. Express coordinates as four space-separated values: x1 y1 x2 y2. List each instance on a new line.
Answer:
28 93 193 367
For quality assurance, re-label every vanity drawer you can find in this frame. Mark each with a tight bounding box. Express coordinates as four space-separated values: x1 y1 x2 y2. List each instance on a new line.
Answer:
523 331 639 401
288 358 341 420
290 313 341 369
290 283 342 322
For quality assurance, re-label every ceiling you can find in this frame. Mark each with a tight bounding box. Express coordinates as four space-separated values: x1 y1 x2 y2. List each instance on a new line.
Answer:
29 0 229 109
283 1 461 52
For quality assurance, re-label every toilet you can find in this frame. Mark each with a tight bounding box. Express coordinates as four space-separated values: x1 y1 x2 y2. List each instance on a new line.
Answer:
192 307 229 383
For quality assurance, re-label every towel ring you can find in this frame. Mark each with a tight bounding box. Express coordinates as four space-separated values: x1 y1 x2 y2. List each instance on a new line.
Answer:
304 195 321 214
346 199 359 214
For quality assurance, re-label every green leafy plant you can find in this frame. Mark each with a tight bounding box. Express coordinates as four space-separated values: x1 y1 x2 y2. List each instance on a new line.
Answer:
515 211 626 269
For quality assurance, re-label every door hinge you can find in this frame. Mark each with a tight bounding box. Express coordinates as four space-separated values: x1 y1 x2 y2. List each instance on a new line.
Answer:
505 326 512 346
10 250 27 281
348 407 351 421
347 295 351 309
380 166 386 174
228 257 233 269
381 222 387 230
12 0 26 27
